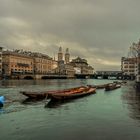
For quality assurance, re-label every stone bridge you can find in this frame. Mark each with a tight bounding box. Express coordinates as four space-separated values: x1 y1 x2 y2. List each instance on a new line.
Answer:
12 74 67 79
94 71 135 80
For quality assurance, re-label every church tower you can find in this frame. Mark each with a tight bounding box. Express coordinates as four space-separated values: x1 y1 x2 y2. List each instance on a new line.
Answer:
58 46 63 61
65 48 70 64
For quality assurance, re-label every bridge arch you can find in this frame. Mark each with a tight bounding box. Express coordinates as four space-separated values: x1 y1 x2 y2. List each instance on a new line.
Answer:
41 76 52 79
23 76 34 80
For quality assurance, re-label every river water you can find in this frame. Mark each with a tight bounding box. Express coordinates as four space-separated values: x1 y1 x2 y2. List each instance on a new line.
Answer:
0 79 140 140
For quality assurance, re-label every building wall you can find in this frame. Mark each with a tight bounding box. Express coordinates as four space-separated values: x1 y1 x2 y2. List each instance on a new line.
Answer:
70 57 94 75
34 57 54 74
2 51 57 78
52 60 58 70
65 53 70 64
65 64 75 78
88 66 94 74
58 52 63 61
74 67 81 74
121 57 136 75
3 52 34 76
53 63 75 78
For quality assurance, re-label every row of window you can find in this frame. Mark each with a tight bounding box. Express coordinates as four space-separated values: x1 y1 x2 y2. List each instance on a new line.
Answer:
124 70 135 72
11 59 33 64
11 65 32 69
36 67 52 70
11 69 33 72
35 71 50 73
123 62 135 64
35 58 52 63
123 66 135 68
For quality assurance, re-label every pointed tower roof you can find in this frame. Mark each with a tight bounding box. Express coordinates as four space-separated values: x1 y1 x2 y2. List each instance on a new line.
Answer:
65 48 69 54
59 46 62 53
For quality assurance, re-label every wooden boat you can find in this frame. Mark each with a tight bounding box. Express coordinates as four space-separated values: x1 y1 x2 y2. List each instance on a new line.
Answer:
105 83 121 91
48 87 96 101
121 81 127 84
21 91 47 99
46 86 86 94
20 86 86 99
113 81 127 85
87 83 111 89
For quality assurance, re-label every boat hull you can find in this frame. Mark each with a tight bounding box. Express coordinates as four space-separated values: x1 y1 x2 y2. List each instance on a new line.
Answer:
21 86 87 99
88 84 110 89
21 92 47 99
105 84 121 91
49 87 96 101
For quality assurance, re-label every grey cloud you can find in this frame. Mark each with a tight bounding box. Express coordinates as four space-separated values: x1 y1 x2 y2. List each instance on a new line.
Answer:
0 0 140 70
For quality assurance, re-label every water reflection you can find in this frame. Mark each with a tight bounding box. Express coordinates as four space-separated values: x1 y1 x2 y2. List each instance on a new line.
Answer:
22 98 44 104
21 98 47 107
45 91 96 108
0 79 88 87
122 82 140 121
45 99 75 108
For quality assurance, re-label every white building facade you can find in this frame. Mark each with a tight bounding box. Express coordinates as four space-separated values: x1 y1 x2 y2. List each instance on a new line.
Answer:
121 57 137 76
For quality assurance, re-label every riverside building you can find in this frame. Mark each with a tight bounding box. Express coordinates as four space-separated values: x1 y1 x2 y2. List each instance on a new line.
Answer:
56 47 94 78
31 53 55 74
2 50 57 79
2 46 94 79
121 57 137 78
55 47 75 78
70 57 94 75
2 50 34 78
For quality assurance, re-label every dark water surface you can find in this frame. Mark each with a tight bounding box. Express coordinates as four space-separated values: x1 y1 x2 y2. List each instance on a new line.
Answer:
0 79 140 140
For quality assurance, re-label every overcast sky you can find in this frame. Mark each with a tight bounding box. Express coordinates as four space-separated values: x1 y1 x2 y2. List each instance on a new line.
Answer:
0 0 140 70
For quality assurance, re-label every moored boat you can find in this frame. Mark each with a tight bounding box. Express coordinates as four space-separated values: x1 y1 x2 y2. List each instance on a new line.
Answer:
87 83 110 89
48 86 96 101
105 83 121 91
21 91 47 99
20 86 86 99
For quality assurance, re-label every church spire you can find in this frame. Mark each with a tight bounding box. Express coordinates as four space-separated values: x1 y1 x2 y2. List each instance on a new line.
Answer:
65 48 70 64
66 48 69 54
58 46 63 61
59 46 62 53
